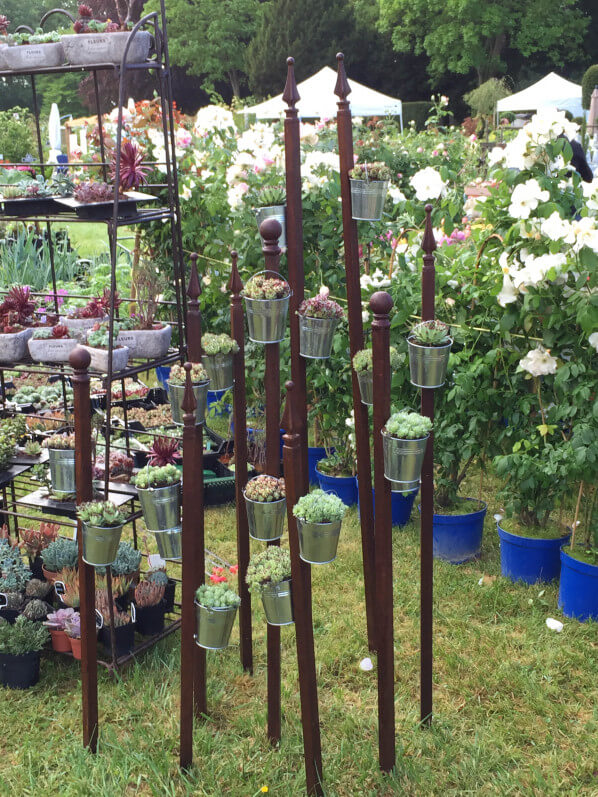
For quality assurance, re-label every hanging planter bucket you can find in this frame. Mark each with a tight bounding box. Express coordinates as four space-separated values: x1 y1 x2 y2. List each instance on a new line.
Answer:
244 493 286 542
407 338 453 389
558 548 598 621
243 271 291 344
382 432 429 491
48 447 76 498
194 600 238 649
153 527 182 560
299 315 340 359
137 482 180 532
81 522 124 567
498 522 570 584
350 179 389 221
256 205 287 249
296 518 342 565
168 380 209 426
203 353 234 391
357 371 374 405
260 579 294 625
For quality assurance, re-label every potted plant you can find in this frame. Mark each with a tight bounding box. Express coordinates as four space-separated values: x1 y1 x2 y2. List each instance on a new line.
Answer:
254 186 287 249
242 272 291 344
0 615 49 689
60 292 113 341
77 500 127 567
315 450 358 507
292 489 348 565
21 597 52 622
96 590 134 658
349 162 391 221
28 324 78 363
19 522 59 579
246 546 293 626
167 361 209 426
382 410 433 491
407 320 453 389
43 432 76 498
0 591 23 624
41 537 78 583
243 475 286 542
0 286 37 362
44 607 76 652
117 261 171 358
61 4 151 66
132 463 182 560
24 577 53 604
195 580 240 649
352 346 403 405
201 333 239 391
64 611 82 659
4 28 64 71
297 288 344 360
99 541 142 585
559 487 598 622
133 580 165 636
84 320 130 373
146 567 176 613
92 450 134 484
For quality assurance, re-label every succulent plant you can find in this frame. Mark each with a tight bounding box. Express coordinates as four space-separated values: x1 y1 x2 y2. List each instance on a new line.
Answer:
92 450 134 481
297 294 344 320
0 15 9 36
195 582 240 608
0 544 31 592
315 452 353 478
112 142 150 191
201 333 240 356
0 615 49 655
44 607 75 630
25 579 53 599
242 274 290 300
73 181 116 204
13 28 61 45
409 320 451 346
254 186 286 207
78 501 126 528
352 346 403 374
134 580 165 608
292 490 347 524
132 464 180 490
57 567 80 608
44 433 76 450
147 437 181 467
24 441 42 456
0 286 36 325
64 612 81 639
244 475 285 503
22 598 51 621
146 569 169 587
245 547 291 594
168 362 208 386
64 296 106 320
2 591 24 611
0 432 16 471
19 523 60 558
349 162 391 182
95 542 141 577
86 320 124 349
41 538 79 572
383 410 433 440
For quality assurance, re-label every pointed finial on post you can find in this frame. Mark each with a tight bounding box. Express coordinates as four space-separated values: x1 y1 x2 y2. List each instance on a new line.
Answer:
227 250 243 295
187 253 202 302
422 205 437 256
334 53 351 102
181 362 197 418
283 57 300 109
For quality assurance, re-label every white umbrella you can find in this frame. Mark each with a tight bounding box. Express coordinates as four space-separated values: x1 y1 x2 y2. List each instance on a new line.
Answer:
588 86 598 135
47 102 62 163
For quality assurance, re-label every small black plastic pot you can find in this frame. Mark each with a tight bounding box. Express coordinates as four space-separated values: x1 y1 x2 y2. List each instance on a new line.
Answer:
134 601 165 636
0 609 20 625
98 622 135 659
0 651 41 689
163 579 176 613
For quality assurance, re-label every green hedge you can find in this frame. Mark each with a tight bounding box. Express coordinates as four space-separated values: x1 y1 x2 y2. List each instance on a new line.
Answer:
582 65 598 109
402 101 433 130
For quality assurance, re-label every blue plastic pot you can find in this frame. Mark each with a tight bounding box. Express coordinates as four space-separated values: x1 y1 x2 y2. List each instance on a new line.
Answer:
155 366 172 393
558 548 598 621
498 522 570 584
207 390 232 416
315 468 358 506
357 483 417 527
308 447 331 485
419 499 487 564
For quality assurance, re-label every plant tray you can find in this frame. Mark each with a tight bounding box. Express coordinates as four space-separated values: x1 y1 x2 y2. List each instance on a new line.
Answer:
55 191 156 220
0 196 64 217
203 461 235 506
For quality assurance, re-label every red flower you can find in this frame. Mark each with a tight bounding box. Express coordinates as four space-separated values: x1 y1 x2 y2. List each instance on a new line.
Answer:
209 574 227 584
229 564 239 575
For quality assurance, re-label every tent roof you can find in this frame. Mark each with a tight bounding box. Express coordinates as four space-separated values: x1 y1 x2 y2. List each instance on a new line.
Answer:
245 66 402 119
496 72 583 117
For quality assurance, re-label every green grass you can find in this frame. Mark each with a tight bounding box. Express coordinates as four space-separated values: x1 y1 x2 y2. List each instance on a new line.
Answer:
54 224 135 260
0 473 597 795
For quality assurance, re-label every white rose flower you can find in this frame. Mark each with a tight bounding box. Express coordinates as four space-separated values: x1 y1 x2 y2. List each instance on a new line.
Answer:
540 211 574 243
410 167 446 201
508 179 550 220
519 346 558 377
388 185 406 204
589 332 598 352
497 274 519 306
572 216 598 253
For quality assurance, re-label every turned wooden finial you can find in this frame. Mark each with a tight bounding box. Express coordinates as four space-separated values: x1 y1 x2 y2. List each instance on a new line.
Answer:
227 250 243 295
187 253 202 301
69 345 91 372
334 53 351 101
260 218 282 249
181 362 197 415
422 205 437 255
283 57 300 108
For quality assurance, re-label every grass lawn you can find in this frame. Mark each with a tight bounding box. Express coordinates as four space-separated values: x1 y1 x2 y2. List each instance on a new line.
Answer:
0 472 596 795
54 223 136 260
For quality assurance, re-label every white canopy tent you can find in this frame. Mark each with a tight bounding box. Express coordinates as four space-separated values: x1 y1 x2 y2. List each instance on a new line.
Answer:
245 66 403 128
496 72 584 118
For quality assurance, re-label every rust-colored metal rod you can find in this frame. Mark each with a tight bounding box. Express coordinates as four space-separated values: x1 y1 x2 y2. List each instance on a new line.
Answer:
334 52 376 652
370 292 395 770
69 346 97 752
283 380 323 795
229 252 253 673
420 205 436 726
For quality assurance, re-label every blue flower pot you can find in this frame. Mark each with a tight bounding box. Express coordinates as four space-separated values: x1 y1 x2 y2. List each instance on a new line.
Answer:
498 523 570 584
315 468 358 506
358 482 417 527
420 499 486 564
308 447 330 485
558 548 598 621
207 390 232 416
156 366 172 393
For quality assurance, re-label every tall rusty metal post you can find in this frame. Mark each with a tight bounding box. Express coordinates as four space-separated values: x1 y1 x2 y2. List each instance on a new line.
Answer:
229 252 253 673
283 381 323 795
370 293 395 771
70 346 97 752
334 53 377 652
420 206 436 725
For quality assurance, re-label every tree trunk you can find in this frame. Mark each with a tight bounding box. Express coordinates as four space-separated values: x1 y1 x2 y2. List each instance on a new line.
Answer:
228 69 241 99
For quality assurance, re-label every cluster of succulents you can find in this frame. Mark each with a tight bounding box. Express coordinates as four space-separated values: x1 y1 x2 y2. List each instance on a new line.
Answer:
25 578 53 600
41 537 78 572
2 591 24 610
57 567 80 609
0 15 9 37
24 442 42 461
78 500 126 528
134 580 165 608
196 582 240 608
349 162 392 182
146 568 169 587
64 291 119 320
168 362 208 386
95 541 141 577
245 547 291 594
44 607 76 630
147 436 181 467
0 286 37 325
19 523 60 558
32 324 72 340
298 294 344 320
92 450 134 482
315 452 353 478
383 410 433 440
409 320 451 346
112 405 173 427
44 432 76 450
11 384 73 409
255 186 286 207
243 274 290 300
202 333 240 356
95 590 131 627
0 540 32 592
111 141 150 191
64 613 81 639
133 463 180 490
352 346 404 374
73 4 128 33
292 490 347 524
74 181 118 204
0 615 49 655
244 475 285 503
22 598 51 621
12 29 61 45
86 320 124 349
0 430 15 471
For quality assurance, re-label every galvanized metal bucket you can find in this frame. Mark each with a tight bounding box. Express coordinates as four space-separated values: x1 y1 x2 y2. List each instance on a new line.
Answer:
260 579 294 626
407 337 453 389
256 205 286 249
137 482 181 531
244 491 286 542
244 294 290 344
195 600 237 649
382 432 429 491
82 523 124 567
350 179 389 221
299 315 340 359
296 518 342 564
357 371 373 405
153 526 182 560
48 447 76 498
203 353 234 391
168 380 209 426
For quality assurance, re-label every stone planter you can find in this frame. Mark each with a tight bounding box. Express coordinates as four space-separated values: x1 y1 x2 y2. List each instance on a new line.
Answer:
0 43 8 70
82 344 130 373
60 315 108 343
0 328 33 364
28 336 78 363
61 30 151 66
4 42 65 71
116 324 172 359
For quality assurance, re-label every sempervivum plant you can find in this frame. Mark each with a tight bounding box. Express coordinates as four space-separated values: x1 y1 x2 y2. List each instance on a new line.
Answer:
168 362 208 385
86 320 123 348
134 580 165 607
132 463 180 490
292 489 347 524
255 186 286 207
41 538 78 572
111 142 150 191
32 324 72 340
352 346 403 374
196 582 240 608
44 433 75 450
0 286 37 325
245 547 291 594
147 436 181 467
0 431 16 471
201 333 239 356
383 410 433 440
244 475 285 503
349 162 391 182
73 181 117 204
242 274 290 300
0 15 9 37
92 451 134 481
78 501 126 528
410 320 451 346
297 290 344 320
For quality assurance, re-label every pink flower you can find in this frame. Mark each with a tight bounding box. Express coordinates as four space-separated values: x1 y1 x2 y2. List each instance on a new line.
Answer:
417 147 424 153
238 182 249 195
432 150 438 156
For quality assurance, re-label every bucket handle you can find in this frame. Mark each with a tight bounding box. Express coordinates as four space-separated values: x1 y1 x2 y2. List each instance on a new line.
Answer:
245 269 292 296
130 603 136 623
0 592 6 608
54 580 66 597
95 609 104 630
